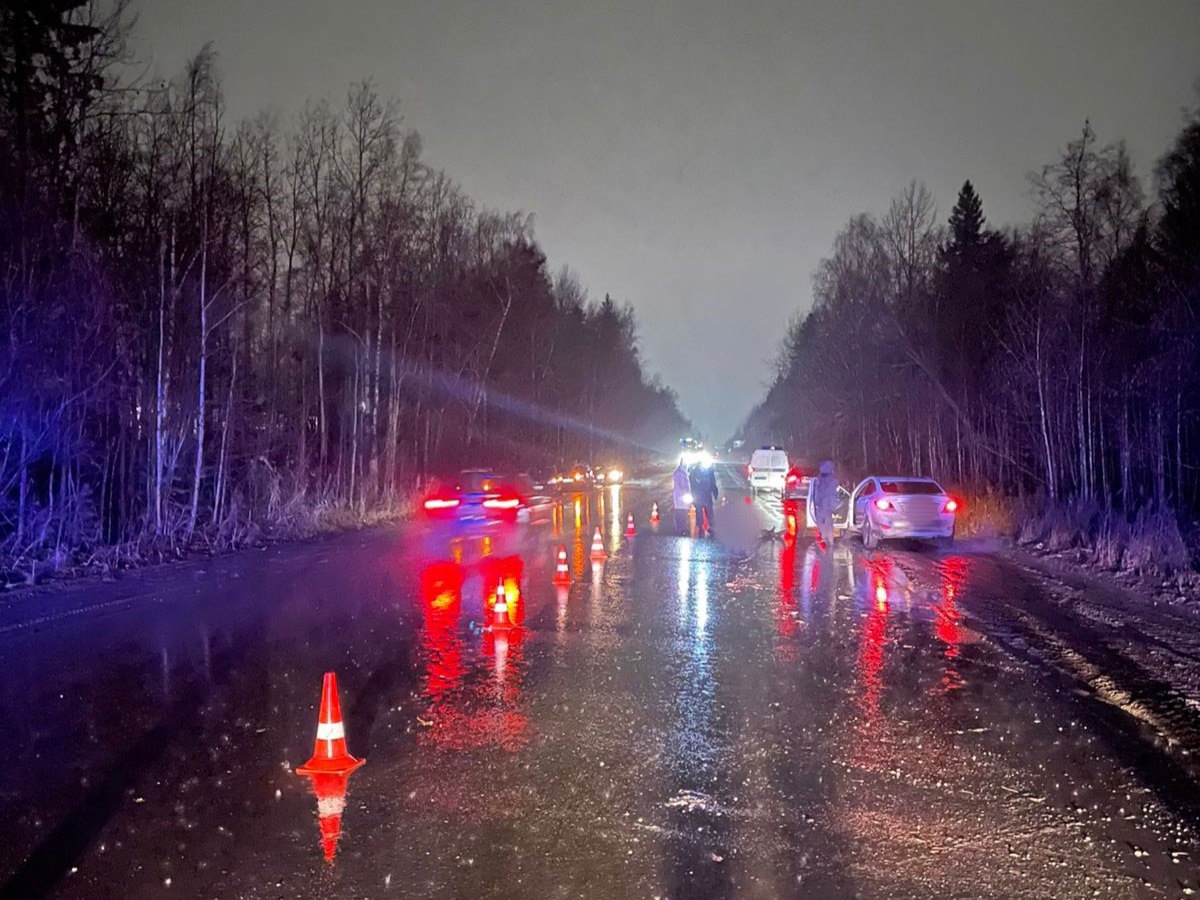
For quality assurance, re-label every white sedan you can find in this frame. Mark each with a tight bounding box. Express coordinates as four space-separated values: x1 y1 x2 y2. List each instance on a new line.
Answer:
845 476 958 549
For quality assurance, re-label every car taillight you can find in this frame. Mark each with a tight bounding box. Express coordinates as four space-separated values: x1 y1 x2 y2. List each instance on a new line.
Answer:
786 474 798 485
874 498 894 511
747 465 754 474
424 497 460 510
483 496 521 510
944 499 959 513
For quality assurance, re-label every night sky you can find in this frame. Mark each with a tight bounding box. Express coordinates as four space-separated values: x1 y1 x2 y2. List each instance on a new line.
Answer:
135 0 1200 441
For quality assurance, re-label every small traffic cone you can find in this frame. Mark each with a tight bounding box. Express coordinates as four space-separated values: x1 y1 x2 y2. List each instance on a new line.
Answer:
650 501 660 525
305 772 352 864
297 672 365 777
590 527 607 561
553 545 571 584
626 513 636 537
488 579 513 630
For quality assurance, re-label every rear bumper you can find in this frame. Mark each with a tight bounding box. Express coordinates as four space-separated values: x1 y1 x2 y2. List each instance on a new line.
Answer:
875 519 954 539
751 476 785 491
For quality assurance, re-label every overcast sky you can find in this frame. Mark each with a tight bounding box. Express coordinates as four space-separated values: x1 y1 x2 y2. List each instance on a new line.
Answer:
134 0 1200 441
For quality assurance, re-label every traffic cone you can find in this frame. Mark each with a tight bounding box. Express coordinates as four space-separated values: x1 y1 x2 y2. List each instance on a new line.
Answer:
650 501 660 525
297 673 364 777
590 527 607 561
626 513 636 537
553 545 571 584
489 579 513 630
304 772 352 864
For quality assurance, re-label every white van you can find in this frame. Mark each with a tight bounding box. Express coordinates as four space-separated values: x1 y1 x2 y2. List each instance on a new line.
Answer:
748 447 788 495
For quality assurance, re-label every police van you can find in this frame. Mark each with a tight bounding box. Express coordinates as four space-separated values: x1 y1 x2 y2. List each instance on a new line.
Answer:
748 446 788 495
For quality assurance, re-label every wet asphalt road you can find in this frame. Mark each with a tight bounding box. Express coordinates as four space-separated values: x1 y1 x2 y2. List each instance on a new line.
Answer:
2 466 1200 899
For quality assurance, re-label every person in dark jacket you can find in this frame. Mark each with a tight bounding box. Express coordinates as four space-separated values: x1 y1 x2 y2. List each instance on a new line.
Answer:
811 459 838 551
689 461 719 537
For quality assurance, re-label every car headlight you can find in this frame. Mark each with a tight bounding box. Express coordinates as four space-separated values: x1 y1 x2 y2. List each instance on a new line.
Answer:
608 468 622 482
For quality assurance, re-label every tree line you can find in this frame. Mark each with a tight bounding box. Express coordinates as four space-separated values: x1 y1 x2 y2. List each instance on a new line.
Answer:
743 115 1200 569
0 2 687 579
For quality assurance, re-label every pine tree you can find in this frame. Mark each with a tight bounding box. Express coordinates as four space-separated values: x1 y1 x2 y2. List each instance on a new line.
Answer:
947 180 985 254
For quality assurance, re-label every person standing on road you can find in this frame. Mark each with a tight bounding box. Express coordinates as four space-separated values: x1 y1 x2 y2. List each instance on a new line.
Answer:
812 459 838 551
672 459 693 535
690 461 719 537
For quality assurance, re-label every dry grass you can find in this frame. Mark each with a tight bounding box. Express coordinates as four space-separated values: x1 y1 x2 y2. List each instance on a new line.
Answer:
2 473 419 588
1003 494 1195 577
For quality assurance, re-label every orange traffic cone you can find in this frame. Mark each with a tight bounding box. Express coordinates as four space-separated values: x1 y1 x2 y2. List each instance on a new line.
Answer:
489 580 513 630
590 527 607 560
626 513 636 537
304 772 352 864
650 501 660 525
553 545 571 584
297 672 365 777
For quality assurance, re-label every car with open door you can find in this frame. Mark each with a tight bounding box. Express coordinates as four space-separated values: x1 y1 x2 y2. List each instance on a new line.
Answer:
844 476 958 549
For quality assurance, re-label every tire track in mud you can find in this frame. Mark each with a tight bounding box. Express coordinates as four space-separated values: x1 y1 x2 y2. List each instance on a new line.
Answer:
927 553 1200 826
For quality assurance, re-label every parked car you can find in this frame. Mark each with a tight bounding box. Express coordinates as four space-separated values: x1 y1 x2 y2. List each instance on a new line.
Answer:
844 476 958 549
748 446 789 495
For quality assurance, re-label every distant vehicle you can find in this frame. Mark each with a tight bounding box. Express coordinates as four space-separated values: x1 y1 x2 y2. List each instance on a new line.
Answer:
421 469 521 523
511 473 554 523
782 466 811 503
844 476 958 549
780 465 812 527
748 446 788 495
679 437 706 467
593 464 624 486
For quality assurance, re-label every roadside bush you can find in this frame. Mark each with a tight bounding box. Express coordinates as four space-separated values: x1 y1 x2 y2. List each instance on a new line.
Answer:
1009 494 1194 577
1124 507 1190 575
955 487 1016 539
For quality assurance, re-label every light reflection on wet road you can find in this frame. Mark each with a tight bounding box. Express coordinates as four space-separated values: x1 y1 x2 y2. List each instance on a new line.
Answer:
1 471 1198 898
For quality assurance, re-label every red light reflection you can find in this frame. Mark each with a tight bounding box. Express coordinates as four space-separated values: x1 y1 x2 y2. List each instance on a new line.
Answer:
934 556 969 692
776 537 798 642
857 555 893 728
420 561 465 704
418 556 529 752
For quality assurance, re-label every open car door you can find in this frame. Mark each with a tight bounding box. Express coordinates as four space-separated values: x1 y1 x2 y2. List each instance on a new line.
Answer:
805 480 852 531
833 485 850 530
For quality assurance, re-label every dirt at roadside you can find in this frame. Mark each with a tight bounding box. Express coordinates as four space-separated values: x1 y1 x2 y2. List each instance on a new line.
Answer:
1004 544 1200 708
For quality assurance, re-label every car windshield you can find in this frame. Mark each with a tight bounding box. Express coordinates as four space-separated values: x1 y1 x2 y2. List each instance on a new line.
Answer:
458 472 497 493
880 480 943 495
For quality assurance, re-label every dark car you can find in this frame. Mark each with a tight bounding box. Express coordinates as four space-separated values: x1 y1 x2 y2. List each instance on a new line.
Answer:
421 469 521 523
511 472 554 523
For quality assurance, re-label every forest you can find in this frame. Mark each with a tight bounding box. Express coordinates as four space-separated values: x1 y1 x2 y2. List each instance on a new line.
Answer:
742 116 1200 573
0 2 688 581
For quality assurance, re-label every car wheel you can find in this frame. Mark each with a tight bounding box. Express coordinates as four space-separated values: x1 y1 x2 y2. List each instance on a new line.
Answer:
862 515 878 550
